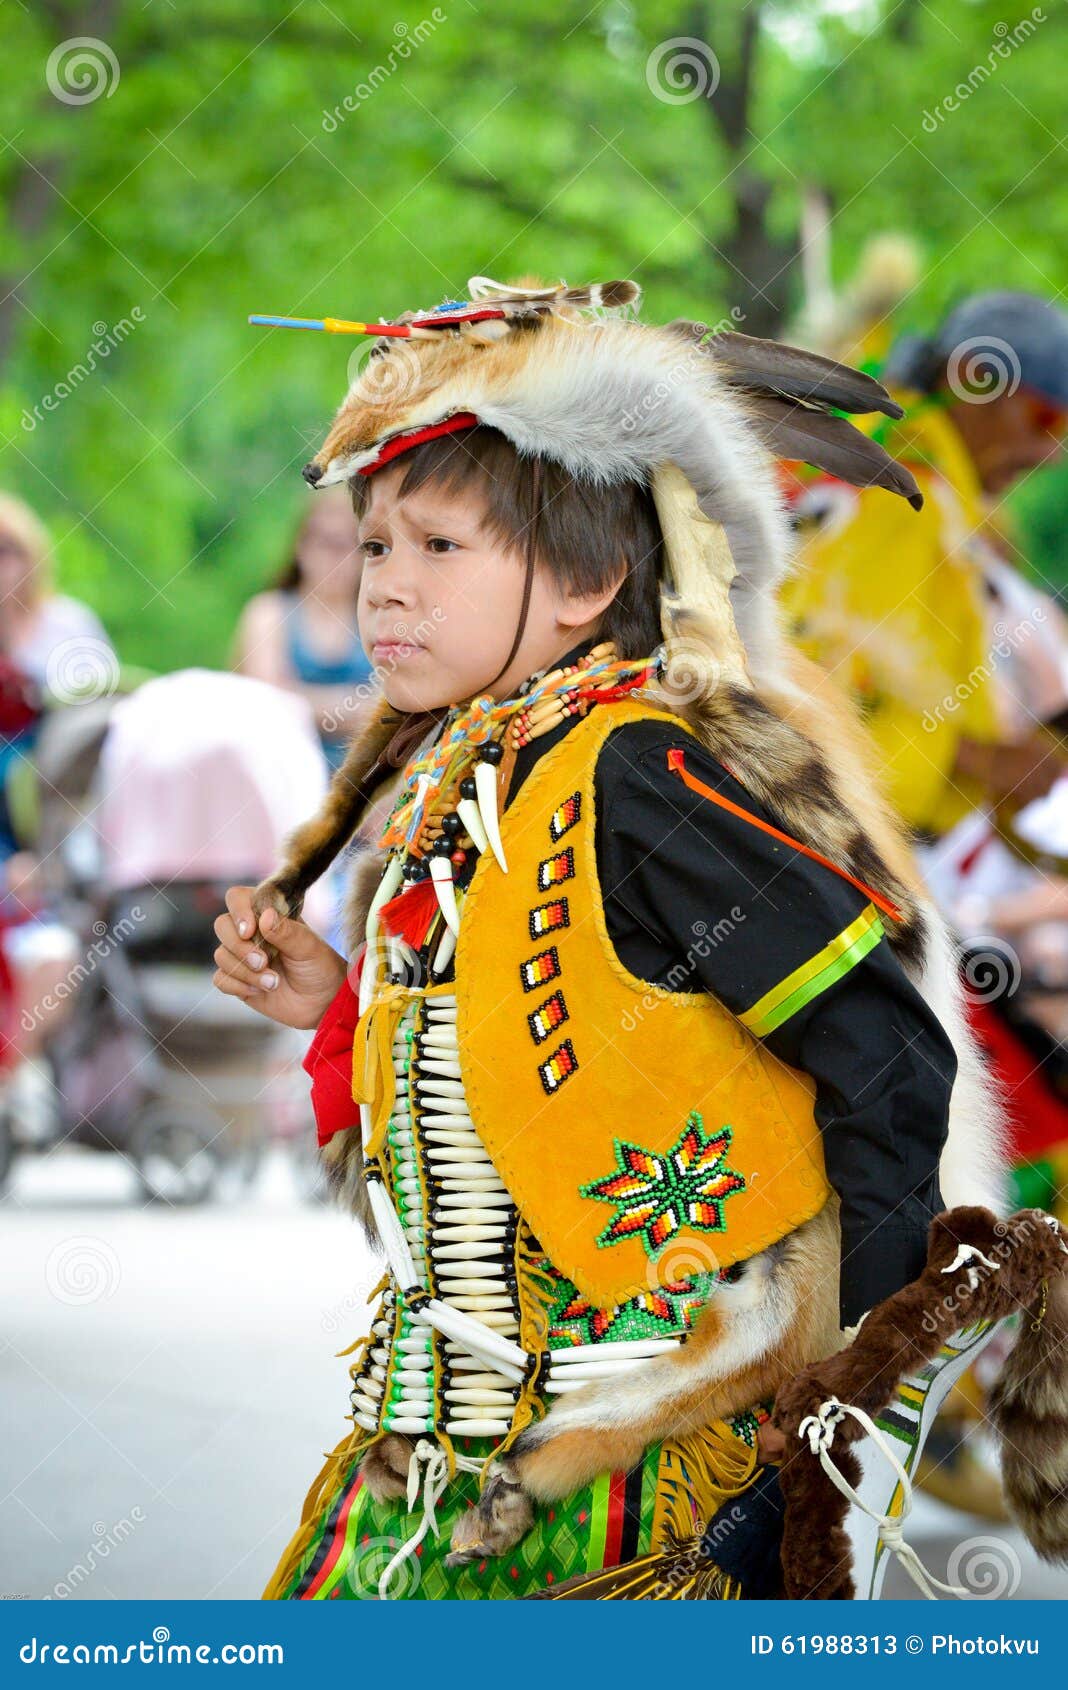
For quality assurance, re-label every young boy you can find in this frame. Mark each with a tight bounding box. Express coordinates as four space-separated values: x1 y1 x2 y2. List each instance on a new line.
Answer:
214 278 997 1600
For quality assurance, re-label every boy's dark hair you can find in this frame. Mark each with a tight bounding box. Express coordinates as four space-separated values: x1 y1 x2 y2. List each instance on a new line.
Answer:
349 425 664 658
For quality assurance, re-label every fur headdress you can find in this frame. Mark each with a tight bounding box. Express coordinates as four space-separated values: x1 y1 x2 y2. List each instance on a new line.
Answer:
278 273 919 689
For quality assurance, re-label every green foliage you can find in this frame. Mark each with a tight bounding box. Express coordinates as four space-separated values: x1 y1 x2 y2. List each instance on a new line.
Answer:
2 0 1067 668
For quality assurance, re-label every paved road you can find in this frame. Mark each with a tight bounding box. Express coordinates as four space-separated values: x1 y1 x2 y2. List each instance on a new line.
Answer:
1 1148 1063 1601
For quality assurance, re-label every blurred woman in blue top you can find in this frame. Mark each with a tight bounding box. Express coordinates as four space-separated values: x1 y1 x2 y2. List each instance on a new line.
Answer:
233 487 379 772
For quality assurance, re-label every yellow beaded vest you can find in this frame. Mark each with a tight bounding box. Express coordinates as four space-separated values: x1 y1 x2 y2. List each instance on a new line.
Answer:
451 694 831 1308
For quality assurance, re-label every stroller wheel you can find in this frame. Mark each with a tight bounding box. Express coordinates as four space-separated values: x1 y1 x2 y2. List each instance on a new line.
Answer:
130 1105 221 1206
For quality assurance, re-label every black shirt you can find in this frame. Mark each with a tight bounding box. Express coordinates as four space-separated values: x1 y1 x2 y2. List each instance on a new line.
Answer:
490 635 953 1330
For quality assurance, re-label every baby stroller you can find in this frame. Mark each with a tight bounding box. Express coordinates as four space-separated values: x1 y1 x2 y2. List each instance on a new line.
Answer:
12 669 331 1203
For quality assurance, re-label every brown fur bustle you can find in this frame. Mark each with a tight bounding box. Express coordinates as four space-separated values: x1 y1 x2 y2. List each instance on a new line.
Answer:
988 1253 1068 1564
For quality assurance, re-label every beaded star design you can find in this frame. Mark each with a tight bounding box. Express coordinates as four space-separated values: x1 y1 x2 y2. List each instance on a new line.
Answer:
580 1111 746 1256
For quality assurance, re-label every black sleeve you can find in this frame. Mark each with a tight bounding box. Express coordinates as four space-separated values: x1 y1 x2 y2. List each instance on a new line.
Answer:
595 719 953 1330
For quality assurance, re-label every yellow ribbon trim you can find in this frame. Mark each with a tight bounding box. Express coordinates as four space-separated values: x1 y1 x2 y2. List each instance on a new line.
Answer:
738 901 884 1039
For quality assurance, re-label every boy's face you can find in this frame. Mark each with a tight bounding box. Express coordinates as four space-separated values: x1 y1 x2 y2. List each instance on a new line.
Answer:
354 460 614 712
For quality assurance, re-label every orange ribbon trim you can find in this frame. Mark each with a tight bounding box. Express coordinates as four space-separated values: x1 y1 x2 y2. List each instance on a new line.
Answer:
665 748 902 924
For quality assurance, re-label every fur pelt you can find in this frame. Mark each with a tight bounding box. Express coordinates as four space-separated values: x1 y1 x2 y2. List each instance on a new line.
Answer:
987 1249 1068 1564
773 1206 1068 1593
304 292 915 686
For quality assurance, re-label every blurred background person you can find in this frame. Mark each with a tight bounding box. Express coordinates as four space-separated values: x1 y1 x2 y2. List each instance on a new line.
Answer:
783 289 1068 844
0 494 116 1140
232 486 379 772
780 279 1068 1522
0 493 113 689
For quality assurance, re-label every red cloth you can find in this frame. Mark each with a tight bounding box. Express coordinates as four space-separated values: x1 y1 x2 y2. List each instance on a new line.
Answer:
304 947 365 1147
0 918 17 1071
964 996 1068 1161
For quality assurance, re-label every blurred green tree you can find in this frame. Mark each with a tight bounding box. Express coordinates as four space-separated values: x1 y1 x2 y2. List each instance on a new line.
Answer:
1 0 1065 671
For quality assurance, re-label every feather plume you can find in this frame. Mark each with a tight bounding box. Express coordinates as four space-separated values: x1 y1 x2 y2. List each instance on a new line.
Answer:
741 393 922 507
666 320 903 417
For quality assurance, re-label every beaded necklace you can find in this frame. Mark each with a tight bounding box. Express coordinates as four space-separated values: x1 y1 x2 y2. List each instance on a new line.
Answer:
376 640 659 862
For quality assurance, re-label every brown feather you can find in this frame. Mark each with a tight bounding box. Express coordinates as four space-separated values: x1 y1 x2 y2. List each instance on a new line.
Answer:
741 392 923 508
665 319 903 418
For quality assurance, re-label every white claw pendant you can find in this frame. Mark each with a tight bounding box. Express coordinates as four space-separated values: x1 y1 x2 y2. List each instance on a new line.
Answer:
431 921 458 975
456 796 489 854
429 854 461 936
366 853 404 948
360 852 404 1015
474 759 508 874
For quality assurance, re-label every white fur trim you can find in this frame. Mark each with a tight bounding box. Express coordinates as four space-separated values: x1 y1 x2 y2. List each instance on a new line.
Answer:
320 323 795 678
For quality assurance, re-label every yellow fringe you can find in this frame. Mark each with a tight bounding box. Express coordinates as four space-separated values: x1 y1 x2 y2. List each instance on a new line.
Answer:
264 1269 400 1599
261 1421 373 1600
652 1419 763 1549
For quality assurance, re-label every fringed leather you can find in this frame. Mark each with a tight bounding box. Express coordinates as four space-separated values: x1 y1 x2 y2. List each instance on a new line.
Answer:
262 1423 374 1600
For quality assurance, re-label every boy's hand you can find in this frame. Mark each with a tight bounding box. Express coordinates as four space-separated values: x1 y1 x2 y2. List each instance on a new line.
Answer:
213 885 349 1030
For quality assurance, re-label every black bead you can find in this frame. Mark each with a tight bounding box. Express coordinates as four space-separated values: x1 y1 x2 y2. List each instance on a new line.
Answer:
479 741 504 765
459 776 477 800
430 836 453 856
440 811 462 836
